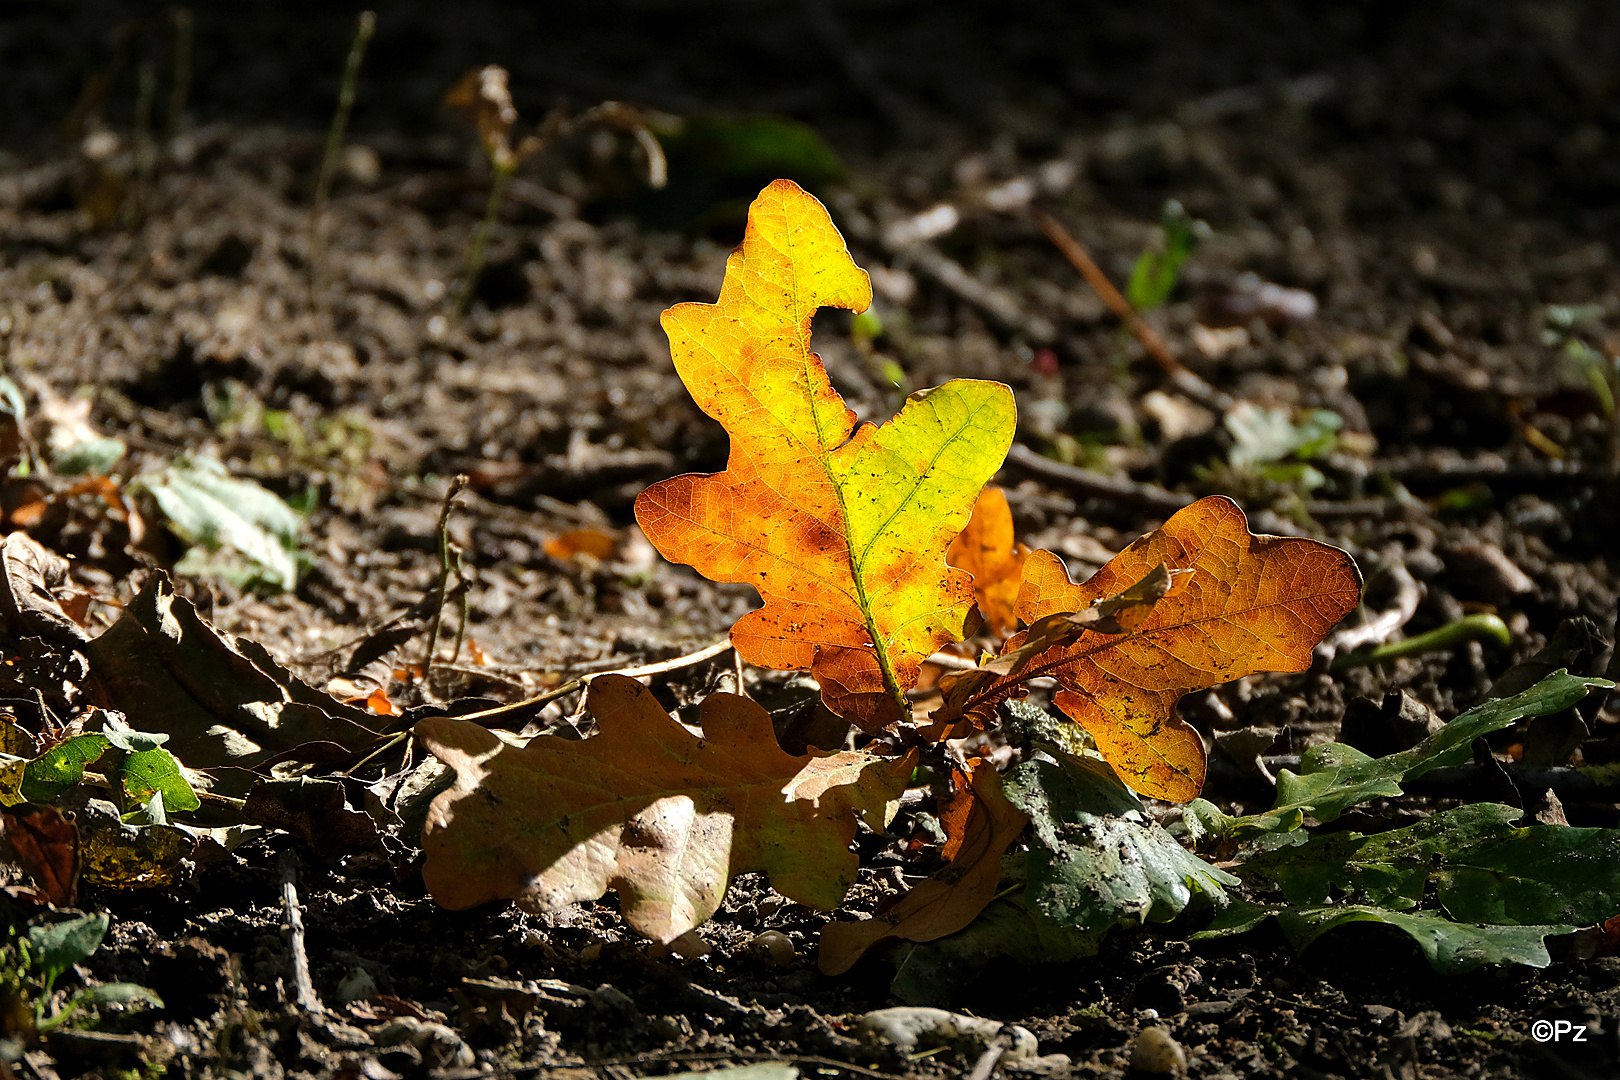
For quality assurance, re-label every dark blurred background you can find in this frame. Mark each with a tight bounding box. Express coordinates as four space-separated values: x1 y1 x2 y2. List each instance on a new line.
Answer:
7 1 1620 231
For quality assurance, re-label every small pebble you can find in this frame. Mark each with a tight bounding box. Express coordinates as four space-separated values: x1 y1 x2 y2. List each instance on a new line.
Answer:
746 930 796 966
1129 1026 1187 1074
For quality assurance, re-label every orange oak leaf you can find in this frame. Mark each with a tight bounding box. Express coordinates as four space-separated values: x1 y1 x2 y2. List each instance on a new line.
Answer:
418 674 914 943
950 496 1361 801
819 758 1027 974
634 180 1017 728
946 485 1030 638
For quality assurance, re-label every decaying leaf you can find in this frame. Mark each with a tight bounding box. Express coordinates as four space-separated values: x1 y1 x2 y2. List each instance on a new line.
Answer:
635 180 1016 727
2 803 79 906
243 777 382 862
819 760 1028 975
77 801 194 889
964 496 1360 800
945 486 1029 638
419 674 914 943
138 456 304 591
85 573 383 768
543 528 618 563
0 532 90 650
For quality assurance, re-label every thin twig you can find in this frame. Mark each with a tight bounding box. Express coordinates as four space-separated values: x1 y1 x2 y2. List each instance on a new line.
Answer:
278 849 325 1015
1032 210 1232 410
421 474 469 674
396 637 734 734
308 10 377 297
1005 442 1193 516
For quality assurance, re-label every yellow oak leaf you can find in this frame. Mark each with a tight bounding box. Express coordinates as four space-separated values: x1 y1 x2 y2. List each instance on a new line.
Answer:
634 180 1016 727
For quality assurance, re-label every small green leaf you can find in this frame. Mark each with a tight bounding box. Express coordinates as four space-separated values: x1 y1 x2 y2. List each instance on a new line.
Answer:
1127 200 1202 311
22 734 111 802
138 456 303 591
118 747 200 815
887 895 1102 1006
70 982 164 1010
27 913 109 989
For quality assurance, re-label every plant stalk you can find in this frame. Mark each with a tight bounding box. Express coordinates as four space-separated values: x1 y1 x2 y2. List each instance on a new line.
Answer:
308 9 377 297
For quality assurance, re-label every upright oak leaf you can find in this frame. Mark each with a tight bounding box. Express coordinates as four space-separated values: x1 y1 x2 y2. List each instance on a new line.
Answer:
634 180 1016 727
418 674 914 943
946 485 1030 638
950 497 1360 801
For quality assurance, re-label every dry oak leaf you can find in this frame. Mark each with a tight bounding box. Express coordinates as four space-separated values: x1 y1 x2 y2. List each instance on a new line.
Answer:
634 180 1016 728
946 485 1030 638
819 758 1027 974
418 673 915 943
974 496 1359 801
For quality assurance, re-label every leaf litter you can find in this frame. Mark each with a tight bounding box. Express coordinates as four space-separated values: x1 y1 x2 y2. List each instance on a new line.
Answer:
2 18 1620 1075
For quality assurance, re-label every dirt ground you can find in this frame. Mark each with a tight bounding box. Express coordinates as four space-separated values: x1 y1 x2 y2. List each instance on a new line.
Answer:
4 2 1620 1077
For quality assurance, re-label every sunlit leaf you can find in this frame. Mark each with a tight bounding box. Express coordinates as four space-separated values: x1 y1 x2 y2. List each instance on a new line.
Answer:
945 485 1029 638
634 180 1016 727
960 496 1360 800
419 674 914 943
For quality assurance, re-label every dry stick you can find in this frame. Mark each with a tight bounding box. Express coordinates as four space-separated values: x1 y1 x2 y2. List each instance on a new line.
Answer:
278 849 325 1015
964 1033 1014 1080
421 474 469 674
396 637 735 734
1031 210 1232 411
1005 442 1192 517
308 10 377 297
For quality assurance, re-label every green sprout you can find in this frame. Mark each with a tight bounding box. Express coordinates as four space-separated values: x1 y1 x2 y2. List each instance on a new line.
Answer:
1127 199 1206 311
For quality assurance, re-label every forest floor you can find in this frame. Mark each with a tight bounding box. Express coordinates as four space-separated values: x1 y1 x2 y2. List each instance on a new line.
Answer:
3 3 1620 1078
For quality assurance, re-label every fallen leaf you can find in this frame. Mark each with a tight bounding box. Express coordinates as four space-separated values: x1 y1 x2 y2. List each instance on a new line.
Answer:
543 529 618 563
1186 670 1613 839
969 497 1360 800
819 760 1028 975
945 486 1029 638
930 563 1176 732
1194 901 1569 975
243 777 383 862
2 804 79 906
635 180 1016 727
77 802 194 890
1005 756 1237 933
365 688 397 716
85 573 384 768
419 673 914 943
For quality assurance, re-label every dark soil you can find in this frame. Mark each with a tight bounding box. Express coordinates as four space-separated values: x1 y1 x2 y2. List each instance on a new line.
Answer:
4 2 1620 1077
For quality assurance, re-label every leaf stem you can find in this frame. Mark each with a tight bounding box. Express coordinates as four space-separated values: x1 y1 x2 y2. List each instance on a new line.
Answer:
421 474 469 675
1329 613 1512 672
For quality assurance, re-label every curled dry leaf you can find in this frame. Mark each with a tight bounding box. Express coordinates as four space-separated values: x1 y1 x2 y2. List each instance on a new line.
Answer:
418 673 914 943
819 759 1028 975
635 180 1016 728
948 497 1360 801
945 485 1029 638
